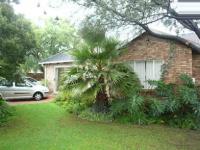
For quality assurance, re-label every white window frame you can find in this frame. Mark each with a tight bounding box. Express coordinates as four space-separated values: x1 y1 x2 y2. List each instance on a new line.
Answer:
132 60 164 89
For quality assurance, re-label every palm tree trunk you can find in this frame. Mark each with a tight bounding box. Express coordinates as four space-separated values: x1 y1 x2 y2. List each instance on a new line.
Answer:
93 76 109 113
94 89 109 112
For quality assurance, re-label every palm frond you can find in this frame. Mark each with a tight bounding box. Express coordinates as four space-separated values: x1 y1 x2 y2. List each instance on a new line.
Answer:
69 45 91 64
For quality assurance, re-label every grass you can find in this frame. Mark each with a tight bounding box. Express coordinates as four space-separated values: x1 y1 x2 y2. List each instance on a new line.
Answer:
0 103 200 150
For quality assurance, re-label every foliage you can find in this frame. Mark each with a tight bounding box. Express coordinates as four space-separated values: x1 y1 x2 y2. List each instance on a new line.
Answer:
0 0 18 3
36 18 78 58
110 95 148 125
148 98 166 117
21 18 79 73
148 74 200 129
167 114 200 130
62 24 141 112
179 74 195 88
71 0 200 50
0 98 13 126
71 0 169 28
78 108 112 122
109 74 200 129
148 80 175 97
0 3 36 81
80 20 106 46
55 91 91 115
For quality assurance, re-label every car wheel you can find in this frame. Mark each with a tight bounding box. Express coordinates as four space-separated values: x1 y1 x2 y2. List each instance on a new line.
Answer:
34 92 43 101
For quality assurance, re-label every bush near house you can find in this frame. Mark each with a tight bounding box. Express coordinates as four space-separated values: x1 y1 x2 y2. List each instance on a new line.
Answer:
56 74 200 129
0 98 13 126
55 23 200 129
147 74 200 129
110 74 200 129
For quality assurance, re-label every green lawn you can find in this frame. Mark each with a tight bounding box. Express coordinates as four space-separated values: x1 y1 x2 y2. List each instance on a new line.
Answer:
0 103 200 150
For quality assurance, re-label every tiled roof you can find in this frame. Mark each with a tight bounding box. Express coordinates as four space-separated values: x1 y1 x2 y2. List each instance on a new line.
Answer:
181 33 200 46
127 31 200 53
39 52 74 65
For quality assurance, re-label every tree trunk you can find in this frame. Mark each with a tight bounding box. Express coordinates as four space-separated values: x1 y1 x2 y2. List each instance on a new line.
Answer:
94 90 109 113
93 76 109 113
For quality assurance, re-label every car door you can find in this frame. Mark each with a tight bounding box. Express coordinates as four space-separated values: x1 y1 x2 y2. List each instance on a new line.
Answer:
0 80 15 99
13 81 34 99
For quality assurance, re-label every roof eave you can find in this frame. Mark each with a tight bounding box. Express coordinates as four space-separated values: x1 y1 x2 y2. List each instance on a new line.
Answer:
39 60 74 65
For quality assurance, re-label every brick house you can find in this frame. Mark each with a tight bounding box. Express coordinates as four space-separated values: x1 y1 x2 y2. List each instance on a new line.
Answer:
40 32 200 92
118 32 200 88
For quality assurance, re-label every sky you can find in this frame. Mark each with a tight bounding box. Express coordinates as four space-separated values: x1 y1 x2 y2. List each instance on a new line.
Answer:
12 0 200 41
12 0 90 27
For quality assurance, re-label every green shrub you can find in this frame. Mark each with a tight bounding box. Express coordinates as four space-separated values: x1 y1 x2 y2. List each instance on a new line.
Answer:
55 91 90 115
148 98 166 117
57 73 200 129
164 98 180 113
192 102 200 117
148 80 175 97
167 114 200 130
110 95 144 117
179 74 195 88
148 74 200 129
110 95 148 125
78 108 113 122
110 99 128 117
178 85 198 105
0 98 13 126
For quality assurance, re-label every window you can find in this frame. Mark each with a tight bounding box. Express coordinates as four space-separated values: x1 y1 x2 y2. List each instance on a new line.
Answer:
0 79 13 87
15 81 32 87
130 60 163 89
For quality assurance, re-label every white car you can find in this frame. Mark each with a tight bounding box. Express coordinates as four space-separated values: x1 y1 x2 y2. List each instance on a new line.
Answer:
0 79 49 101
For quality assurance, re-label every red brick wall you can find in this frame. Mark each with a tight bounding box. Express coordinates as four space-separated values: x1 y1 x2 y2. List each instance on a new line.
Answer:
192 53 200 84
118 33 192 83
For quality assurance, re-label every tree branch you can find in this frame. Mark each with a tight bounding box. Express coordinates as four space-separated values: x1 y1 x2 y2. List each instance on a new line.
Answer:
135 22 200 52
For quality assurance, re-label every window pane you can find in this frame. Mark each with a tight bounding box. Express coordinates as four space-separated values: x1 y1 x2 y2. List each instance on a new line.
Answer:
146 60 154 80
154 60 163 80
16 81 27 87
146 61 154 89
133 60 163 89
134 61 146 88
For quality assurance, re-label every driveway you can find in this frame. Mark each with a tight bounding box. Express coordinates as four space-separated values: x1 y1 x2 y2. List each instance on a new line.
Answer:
7 96 54 106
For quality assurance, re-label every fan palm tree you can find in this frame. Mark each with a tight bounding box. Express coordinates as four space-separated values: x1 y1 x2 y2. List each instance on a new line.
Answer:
63 37 141 112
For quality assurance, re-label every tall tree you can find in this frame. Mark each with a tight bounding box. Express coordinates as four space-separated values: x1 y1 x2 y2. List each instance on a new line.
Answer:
71 0 200 52
21 18 79 73
37 18 78 57
63 24 141 112
0 3 36 80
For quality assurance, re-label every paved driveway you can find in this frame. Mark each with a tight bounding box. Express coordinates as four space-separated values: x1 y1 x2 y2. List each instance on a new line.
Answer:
7 96 54 106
